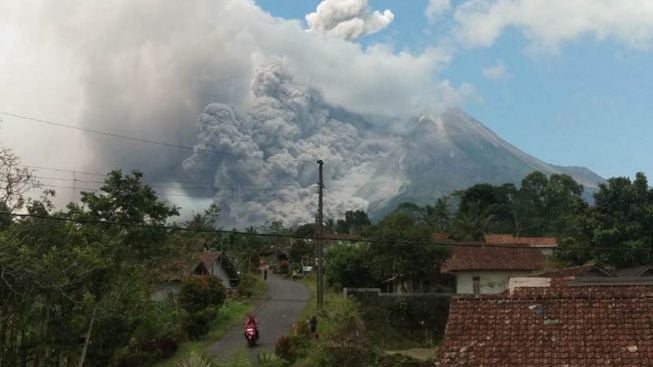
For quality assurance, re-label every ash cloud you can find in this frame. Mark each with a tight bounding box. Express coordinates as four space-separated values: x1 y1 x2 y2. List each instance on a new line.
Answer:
183 63 397 226
0 0 466 223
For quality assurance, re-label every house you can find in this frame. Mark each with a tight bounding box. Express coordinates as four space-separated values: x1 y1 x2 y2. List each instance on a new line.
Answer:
152 251 240 301
442 246 546 295
439 285 653 366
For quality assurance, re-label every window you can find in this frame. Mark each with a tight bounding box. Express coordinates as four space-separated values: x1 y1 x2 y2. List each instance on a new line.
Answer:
473 276 480 295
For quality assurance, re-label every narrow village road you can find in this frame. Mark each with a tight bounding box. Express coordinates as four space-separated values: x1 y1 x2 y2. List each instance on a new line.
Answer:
206 274 309 363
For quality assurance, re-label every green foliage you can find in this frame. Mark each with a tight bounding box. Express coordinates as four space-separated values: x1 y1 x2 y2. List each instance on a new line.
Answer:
257 353 286 367
176 352 218 367
275 335 296 361
325 245 377 288
277 260 290 275
425 196 451 231
371 212 450 292
179 276 227 313
335 210 371 234
289 239 313 264
312 311 377 367
76 170 180 262
236 272 264 299
451 201 495 241
586 172 653 267
377 354 434 367
348 290 450 347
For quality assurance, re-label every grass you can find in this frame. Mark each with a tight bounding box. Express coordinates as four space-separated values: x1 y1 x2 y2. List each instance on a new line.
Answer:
155 301 253 367
297 276 440 363
385 348 439 361
298 275 352 336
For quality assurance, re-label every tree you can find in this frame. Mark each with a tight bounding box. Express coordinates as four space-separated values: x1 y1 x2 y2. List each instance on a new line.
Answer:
75 170 179 262
455 183 517 234
371 212 450 292
0 147 40 213
451 201 494 241
289 239 313 265
325 245 377 288
589 173 653 267
185 204 220 231
425 196 451 231
178 276 226 313
335 210 371 234
184 204 221 252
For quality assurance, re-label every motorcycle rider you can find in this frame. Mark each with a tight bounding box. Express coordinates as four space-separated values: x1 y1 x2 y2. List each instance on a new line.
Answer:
243 314 259 340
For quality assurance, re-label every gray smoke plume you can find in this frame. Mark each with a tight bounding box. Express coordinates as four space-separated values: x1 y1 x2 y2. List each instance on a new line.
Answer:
183 63 402 226
0 0 465 221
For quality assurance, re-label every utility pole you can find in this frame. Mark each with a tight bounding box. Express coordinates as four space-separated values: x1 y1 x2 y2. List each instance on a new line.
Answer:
316 159 324 311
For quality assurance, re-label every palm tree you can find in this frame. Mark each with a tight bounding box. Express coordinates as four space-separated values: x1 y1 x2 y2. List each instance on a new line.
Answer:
452 201 494 241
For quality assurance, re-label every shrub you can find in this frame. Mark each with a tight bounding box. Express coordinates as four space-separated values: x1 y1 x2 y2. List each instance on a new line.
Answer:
116 351 158 367
313 311 377 367
183 308 217 339
258 352 287 367
236 272 259 299
135 301 186 358
179 276 226 313
142 330 185 358
277 260 289 275
377 354 434 367
176 352 218 367
275 335 295 361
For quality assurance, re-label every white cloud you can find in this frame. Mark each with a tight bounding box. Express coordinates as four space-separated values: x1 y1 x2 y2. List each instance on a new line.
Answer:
453 0 653 50
483 60 509 80
306 0 394 40
426 0 451 22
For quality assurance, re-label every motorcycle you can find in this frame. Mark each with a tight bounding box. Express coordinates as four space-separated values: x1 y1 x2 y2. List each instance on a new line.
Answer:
244 326 258 347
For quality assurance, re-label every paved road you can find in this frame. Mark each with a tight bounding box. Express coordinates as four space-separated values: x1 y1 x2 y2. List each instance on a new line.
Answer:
206 275 309 363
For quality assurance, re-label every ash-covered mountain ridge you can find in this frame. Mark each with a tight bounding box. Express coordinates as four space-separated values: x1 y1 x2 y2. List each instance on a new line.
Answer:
363 109 604 218
183 64 603 225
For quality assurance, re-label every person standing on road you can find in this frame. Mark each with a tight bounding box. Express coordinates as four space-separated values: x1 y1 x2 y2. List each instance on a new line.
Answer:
263 268 268 281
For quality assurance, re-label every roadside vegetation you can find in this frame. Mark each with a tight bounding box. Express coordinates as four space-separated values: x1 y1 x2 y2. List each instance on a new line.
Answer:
3 142 653 366
0 147 268 366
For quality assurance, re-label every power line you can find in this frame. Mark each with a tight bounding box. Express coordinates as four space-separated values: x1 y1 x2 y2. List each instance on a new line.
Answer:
1 111 246 158
30 174 300 192
2 112 392 166
23 164 303 191
2 211 649 253
0 180 287 199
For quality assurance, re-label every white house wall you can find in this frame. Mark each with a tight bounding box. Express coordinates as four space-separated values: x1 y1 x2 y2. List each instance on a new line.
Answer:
455 271 532 294
211 262 233 289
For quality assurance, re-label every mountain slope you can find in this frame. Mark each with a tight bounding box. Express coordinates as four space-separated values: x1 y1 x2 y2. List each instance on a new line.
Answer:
362 109 604 218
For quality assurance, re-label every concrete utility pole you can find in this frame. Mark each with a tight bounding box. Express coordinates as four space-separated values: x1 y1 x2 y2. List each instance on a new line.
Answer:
316 159 324 311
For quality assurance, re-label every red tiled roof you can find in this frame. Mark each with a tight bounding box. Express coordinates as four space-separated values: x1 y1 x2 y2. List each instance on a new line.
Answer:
158 251 223 281
440 286 653 366
442 246 546 272
484 234 558 247
199 251 223 269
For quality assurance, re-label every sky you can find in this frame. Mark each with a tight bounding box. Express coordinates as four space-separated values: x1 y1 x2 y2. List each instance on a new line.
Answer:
1 0 653 222
256 0 653 180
